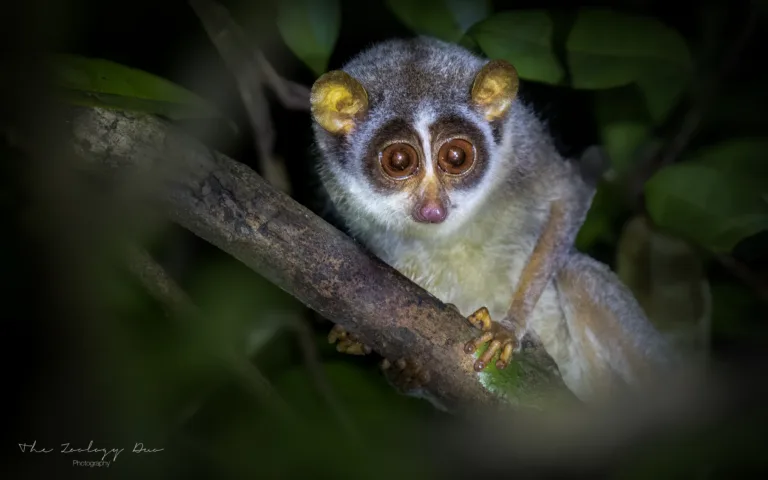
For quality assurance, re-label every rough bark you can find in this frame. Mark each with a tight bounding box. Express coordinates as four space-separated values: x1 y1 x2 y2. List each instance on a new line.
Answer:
65 106 568 412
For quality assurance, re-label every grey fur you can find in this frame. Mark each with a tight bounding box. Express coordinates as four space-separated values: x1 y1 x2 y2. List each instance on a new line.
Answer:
311 37 677 402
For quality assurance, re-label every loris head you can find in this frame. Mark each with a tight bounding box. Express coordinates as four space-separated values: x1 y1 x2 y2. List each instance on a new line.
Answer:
310 37 520 239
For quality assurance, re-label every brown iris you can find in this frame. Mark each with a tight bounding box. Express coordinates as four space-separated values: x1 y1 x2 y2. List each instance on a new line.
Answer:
380 143 419 178
438 138 475 175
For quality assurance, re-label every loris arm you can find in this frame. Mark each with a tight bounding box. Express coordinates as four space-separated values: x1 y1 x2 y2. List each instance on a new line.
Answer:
463 158 596 371
504 173 594 332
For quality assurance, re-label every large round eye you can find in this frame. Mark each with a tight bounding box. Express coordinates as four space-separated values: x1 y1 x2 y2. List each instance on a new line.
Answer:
379 143 419 179
437 139 475 175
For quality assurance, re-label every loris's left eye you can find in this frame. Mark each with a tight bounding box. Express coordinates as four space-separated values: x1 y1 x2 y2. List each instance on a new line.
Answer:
379 143 419 179
437 139 475 175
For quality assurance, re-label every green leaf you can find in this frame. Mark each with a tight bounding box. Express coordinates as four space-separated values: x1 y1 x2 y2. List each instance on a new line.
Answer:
566 9 693 122
594 85 653 174
276 0 340 76
50 54 223 120
187 258 304 360
386 0 492 43
616 216 711 359
468 10 565 85
575 179 627 251
645 139 768 252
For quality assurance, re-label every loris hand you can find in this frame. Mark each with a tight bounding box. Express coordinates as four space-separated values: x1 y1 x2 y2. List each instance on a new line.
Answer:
461 306 519 371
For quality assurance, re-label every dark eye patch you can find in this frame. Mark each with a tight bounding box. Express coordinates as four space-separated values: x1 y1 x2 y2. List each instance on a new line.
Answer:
361 118 424 193
429 115 490 190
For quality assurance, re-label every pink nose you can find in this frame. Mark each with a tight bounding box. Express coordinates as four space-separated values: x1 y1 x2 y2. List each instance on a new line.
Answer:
414 202 447 223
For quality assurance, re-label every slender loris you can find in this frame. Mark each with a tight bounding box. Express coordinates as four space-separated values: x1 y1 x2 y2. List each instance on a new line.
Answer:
310 37 674 401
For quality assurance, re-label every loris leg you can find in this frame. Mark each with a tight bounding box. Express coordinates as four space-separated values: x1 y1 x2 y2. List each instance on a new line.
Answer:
505 201 570 328
554 253 675 399
328 325 428 391
464 201 572 371
327 324 372 355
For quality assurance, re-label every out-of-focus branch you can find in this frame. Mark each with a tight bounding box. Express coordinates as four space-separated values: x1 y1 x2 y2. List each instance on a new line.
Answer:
124 245 295 421
189 0 310 196
66 106 568 412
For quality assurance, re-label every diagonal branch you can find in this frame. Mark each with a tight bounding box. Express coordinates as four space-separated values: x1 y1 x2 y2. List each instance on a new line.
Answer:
65 106 568 412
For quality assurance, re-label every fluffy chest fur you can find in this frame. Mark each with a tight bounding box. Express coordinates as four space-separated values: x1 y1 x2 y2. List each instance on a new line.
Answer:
357 202 587 397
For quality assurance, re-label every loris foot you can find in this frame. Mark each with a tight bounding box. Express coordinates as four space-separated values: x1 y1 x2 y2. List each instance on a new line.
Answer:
463 307 518 371
328 324 372 355
380 357 430 393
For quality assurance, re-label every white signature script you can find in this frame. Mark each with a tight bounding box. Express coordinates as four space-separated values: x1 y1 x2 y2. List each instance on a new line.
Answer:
18 440 163 462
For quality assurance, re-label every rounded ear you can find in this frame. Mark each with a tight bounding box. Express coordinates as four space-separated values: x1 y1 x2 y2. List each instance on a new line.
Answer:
310 70 369 135
470 60 519 121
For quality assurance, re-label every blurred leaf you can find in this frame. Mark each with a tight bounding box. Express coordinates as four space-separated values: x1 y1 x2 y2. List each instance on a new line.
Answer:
186 258 304 360
104 269 228 435
616 216 711 359
709 281 767 340
700 78 768 137
276 0 340 76
197 361 431 479
50 54 223 120
645 139 768 252
468 10 565 85
566 9 693 122
594 85 653 174
576 180 628 251
386 0 491 42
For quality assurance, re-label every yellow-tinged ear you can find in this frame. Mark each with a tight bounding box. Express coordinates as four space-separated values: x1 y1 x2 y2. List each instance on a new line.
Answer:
310 70 369 135
470 60 519 121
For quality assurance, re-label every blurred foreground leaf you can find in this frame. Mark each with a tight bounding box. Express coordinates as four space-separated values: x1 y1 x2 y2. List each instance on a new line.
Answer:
468 10 564 84
645 139 768 252
566 9 693 122
186 258 305 361
386 0 491 42
50 54 224 120
191 361 433 479
616 216 711 360
276 0 340 76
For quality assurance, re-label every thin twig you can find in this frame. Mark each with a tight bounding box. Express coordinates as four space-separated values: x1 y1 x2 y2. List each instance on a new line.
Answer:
294 317 361 440
715 255 768 304
631 6 758 200
653 7 758 173
255 51 310 111
631 7 764 302
189 0 292 194
125 244 297 421
126 245 197 318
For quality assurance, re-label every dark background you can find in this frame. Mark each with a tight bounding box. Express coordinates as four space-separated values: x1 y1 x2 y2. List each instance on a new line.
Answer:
3 0 767 478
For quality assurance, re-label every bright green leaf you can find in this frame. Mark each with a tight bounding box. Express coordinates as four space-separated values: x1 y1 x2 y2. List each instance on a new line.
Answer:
645 139 768 252
276 0 340 76
386 0 492 43
50 54 223 120
567 9 693 122
468 10 564 85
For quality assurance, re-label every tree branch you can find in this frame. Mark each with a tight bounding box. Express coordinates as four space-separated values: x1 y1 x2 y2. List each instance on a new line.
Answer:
65 106 568 412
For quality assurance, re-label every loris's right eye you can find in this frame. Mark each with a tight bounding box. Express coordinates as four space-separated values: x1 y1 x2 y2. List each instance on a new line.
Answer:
379 143 419 179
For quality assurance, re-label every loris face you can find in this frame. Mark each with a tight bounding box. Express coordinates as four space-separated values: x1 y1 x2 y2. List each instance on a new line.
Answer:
310 38 519 238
